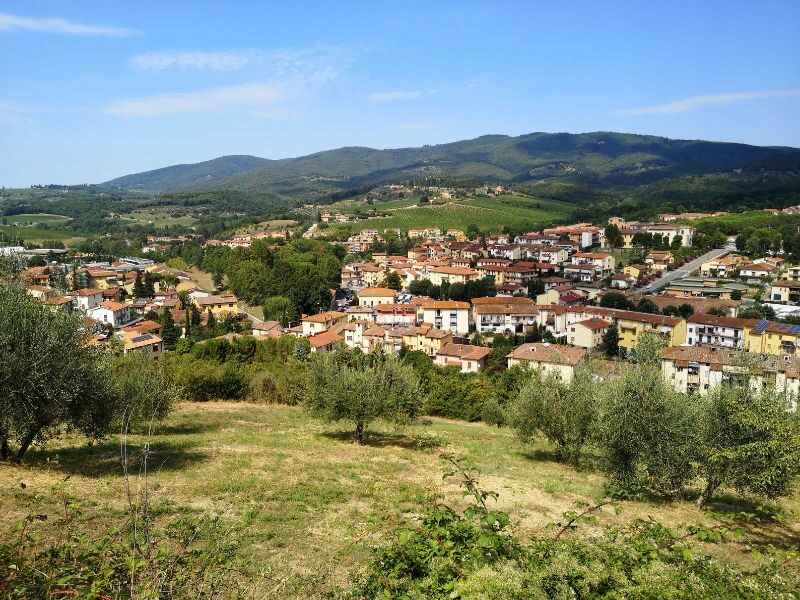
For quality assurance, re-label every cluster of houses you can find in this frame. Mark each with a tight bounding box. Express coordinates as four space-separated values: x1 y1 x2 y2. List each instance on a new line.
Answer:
204 230 291 249
20 259 244 358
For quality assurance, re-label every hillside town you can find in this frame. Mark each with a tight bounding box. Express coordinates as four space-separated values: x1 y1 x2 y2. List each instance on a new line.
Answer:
10 212 800 404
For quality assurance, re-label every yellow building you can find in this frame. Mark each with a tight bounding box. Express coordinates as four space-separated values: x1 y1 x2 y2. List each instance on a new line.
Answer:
768 280 800 304
195 294 240 316
745 321 800 355
582 307 687 352
357 287 396 308
400 325 453 356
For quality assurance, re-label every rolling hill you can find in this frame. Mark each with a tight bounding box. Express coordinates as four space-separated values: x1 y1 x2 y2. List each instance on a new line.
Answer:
103 132 800 199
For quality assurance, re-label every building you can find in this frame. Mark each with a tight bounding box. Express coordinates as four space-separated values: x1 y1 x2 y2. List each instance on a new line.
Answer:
769 280 800 304
67 287 104 312
570 252 616 276
426 266 481 286
416 300 471 335
645 251 674 272
661 345 800 400
308 329 344 353
252 320 283 338
435 343 491 373
746 321 800 355
700 256 742 278
663 278 747 300
87 301 132 329
471 297 539 334
357 287 397 308
375 303 416 326
685 314 757 348
567 317 611 350
301 310 347 336
506 343 588 382
577 307 687 353
120 330 163 358
195 294 240 316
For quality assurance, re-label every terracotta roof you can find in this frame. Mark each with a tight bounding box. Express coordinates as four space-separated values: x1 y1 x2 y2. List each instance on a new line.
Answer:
437 342 491 361
96 301 129 311
428 266 478 276
471 296 536 306
573 252 611 259
687 313 759 328
307 329 343 348
196 294 239 306
585 306 683 326
302 310 346 324
576 317 611 330
474 303 539 315
46 296 72 305
417 300 470 310
120 330 162 351
68 287 103 297
507 343 587 366
358 287 397 297
126 319 161 333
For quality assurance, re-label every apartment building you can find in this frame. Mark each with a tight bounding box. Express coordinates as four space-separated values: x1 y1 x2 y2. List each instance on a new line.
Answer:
506 343 588 382
416 300 471 335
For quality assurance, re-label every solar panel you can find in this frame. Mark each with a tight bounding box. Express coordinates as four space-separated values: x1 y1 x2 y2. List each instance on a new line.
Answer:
753 321 769 334
131 334 152 343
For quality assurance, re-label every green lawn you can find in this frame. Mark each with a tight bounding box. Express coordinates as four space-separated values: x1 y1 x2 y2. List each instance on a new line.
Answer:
2 402 795 597
345 195 574 234
236 219 298 234
0 225 85 247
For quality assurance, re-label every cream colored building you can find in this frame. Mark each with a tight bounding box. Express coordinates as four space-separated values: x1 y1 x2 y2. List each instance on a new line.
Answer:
301 310 347 336
416 300 471 335
426 266 481 286
566 317 611 350
506 343 588 382
356 287 397 308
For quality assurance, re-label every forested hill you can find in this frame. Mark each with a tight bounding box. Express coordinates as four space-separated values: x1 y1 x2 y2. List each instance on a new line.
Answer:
103 132 800 198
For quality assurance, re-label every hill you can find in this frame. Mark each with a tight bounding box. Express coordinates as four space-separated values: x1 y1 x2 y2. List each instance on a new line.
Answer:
105 154 271 191
103 132 800 200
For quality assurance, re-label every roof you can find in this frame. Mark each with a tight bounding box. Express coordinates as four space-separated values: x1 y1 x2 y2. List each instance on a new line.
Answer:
196 294 239 306
307 329 343 348
573 252 611 259
252 320 281 332
428 266 478 276
471 296 536 306
576 317 611 331
68 287 104 297
585 306 683 327
687 313 759 329
436 342 491 361
507 343 587 366
417 300 470 310
95 301 129 312
302 310 347 323
474 303 539 315
120 330 162 350
126 319 161 332
358 287 397 297
46 296 73 305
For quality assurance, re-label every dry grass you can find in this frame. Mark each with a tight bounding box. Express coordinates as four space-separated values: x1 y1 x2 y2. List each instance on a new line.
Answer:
1 402 797 597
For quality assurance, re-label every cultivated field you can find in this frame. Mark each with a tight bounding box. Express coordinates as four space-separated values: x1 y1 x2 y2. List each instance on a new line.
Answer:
120 209 198 228
2 402 796 598
2 213 72 225
346 195 574 233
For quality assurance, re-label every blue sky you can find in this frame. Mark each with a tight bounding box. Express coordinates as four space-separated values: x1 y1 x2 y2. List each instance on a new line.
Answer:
1 0 799 186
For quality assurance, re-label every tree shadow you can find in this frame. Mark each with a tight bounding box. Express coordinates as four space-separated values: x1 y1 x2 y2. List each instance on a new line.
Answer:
156 421 221 436
22 438 209 478
320 430 442 451
517 448 603 473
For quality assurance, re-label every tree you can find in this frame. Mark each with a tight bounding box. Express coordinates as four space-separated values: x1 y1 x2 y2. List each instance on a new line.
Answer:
263 296 295 327
304 353 423 444
132 270 148 298
510 368 597 463
695 384 800 507
408 278 433 297
382 271 403 291
466 223 481 240
635 299 659 314
605 223 623 248
0 285 115 461
595 364 700 495
633 331 666 366
600 291 633 310
602 325 620 358
159 309 181 350
527 278 544 297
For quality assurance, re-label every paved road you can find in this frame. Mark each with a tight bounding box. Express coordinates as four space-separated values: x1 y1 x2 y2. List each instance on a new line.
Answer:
637 243 736 292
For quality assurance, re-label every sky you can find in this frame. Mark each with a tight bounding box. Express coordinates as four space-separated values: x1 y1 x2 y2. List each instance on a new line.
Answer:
1 0 799 186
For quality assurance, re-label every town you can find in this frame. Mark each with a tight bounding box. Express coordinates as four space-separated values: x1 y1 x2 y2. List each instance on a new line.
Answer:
7 208 800 402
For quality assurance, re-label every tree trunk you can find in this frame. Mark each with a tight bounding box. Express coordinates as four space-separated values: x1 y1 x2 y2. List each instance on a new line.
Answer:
354 421 364 445
0 433 9 461
14 432 36 464
696 480 719 508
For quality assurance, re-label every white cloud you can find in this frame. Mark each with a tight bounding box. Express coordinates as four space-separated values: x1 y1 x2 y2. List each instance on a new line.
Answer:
369 90 421 102
103 82 285 117
0 101 35 124
131 51 251 71
0 12 135 37
612 90 800 116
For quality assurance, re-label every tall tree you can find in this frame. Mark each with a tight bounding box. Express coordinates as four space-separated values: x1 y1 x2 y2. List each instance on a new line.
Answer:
159 309 181 350
602 325 620 358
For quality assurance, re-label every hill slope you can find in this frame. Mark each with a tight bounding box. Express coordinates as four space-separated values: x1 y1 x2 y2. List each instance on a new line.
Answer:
103 131 800 201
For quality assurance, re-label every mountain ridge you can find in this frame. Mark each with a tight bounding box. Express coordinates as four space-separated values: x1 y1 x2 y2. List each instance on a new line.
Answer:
103 131 800 198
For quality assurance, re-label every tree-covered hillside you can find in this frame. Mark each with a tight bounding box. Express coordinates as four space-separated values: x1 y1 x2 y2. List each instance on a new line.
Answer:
103 131 800 198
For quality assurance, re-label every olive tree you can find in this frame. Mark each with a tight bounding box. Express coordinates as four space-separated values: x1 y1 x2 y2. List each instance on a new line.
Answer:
595 364 701 496
0 285 177 462
509 368 597 464
304 352 423 444
696 383 800 507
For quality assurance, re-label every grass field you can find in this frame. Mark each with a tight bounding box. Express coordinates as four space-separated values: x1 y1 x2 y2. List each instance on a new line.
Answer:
236 219 298 234
346 195 574 234
2 213 72 225
0 225 85 247
120 210 198 228
2 402 796 597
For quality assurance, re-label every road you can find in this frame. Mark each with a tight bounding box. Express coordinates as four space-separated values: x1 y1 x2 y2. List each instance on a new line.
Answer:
637 243 736 292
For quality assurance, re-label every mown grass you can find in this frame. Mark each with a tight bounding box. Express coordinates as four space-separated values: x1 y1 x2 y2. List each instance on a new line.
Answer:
120 210 198 228
1 402 797 598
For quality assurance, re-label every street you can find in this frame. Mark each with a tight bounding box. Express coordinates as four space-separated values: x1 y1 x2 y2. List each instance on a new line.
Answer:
639 242 736 292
